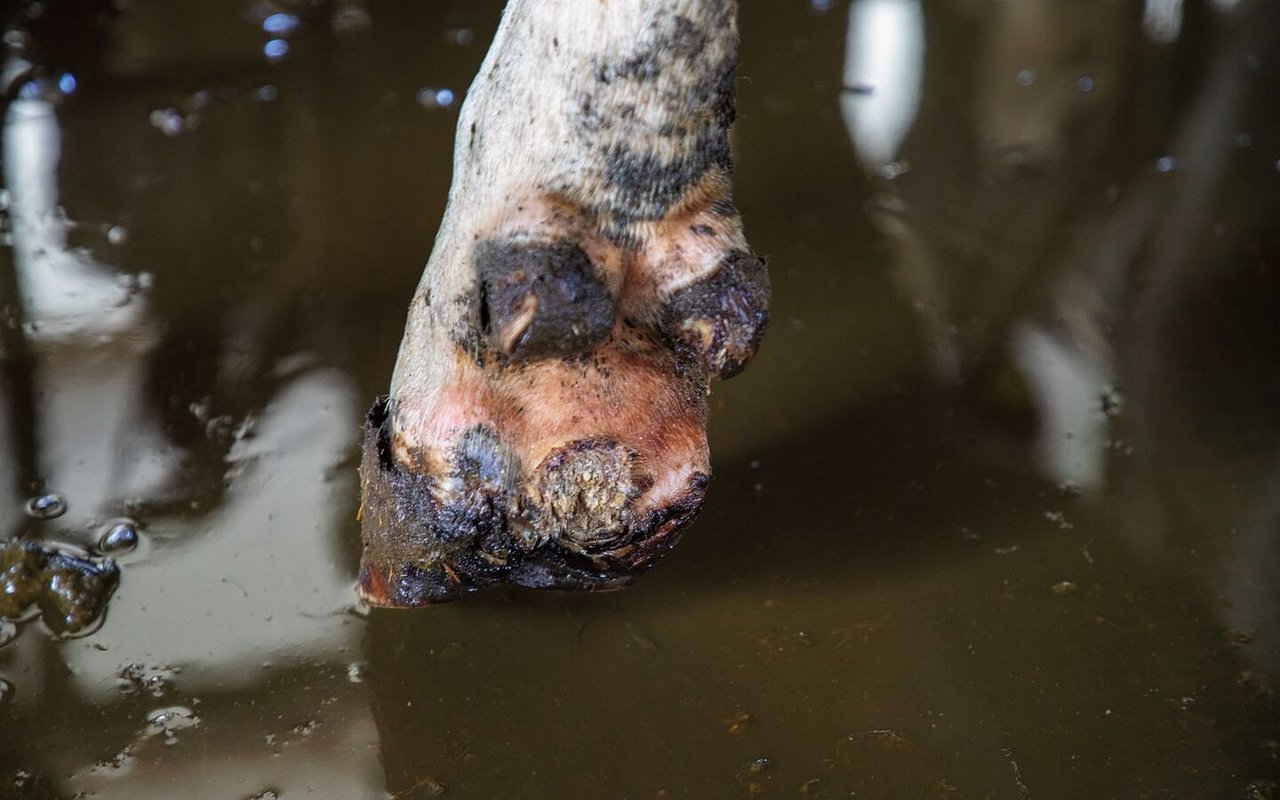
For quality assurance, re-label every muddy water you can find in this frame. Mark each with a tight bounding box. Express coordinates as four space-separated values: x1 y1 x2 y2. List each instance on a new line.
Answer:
1 1 1278 797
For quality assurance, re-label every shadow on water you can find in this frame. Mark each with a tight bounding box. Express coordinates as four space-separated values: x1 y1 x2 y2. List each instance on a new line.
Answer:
1 0 1278 797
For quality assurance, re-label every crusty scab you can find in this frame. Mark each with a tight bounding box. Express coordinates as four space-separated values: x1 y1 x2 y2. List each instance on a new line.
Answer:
663 249 769 379
476 237 615 359
358 397 710 606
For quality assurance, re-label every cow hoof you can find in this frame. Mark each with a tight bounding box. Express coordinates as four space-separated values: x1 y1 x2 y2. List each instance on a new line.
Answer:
358 0 766 605
358 395 710 606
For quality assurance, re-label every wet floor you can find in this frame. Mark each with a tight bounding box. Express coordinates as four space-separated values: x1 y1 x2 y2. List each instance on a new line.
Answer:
2 0 1279 797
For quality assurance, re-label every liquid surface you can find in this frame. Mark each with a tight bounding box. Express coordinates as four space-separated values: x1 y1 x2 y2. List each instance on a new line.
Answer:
1 1 1278 797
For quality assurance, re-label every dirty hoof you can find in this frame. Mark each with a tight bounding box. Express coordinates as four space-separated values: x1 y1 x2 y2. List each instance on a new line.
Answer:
477 237 615 359
358 0 764 605
358 357 710 607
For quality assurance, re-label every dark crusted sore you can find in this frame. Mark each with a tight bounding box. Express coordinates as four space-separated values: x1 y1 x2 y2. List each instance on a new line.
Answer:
663 250 770 379
358 397 712 607
475 238 615 360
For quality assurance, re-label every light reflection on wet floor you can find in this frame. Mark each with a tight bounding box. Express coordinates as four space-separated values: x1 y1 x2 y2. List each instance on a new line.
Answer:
1 0 1278 797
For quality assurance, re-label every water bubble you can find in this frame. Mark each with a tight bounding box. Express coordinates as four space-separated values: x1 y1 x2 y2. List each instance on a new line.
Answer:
1076 75 1095 93
0 678 12 703
810 0 835 13
263 39 289 62
244 791 280 800
57 73 76 95
119 663 146 693
26 492 67 520
257 84 279 103
1051 581 1078 595
106 225 129 245
1156 155 1178 173
120 663 178 697
739 755 771 795
1236 132 1253 148
147 706 198 744
98 520 140 554
262 12 299 36
346 662 368 683
18 81 41 100
1016 69 1035 86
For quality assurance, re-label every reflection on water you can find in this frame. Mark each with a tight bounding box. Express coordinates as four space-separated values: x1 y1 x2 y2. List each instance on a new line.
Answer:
841 0 923 174
1 0 1278 797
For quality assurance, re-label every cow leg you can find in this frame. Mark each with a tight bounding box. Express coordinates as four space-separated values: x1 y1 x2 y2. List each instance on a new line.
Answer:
358 0 768 605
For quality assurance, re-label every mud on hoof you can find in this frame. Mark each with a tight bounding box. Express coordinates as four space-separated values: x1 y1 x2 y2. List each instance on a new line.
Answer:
357 0 766 605
358 398 708 605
